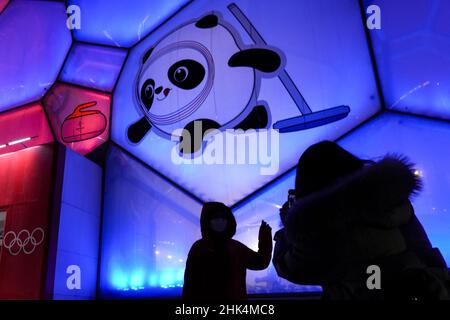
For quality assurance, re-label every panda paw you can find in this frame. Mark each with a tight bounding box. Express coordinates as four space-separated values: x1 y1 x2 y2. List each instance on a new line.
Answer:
234 105 269 131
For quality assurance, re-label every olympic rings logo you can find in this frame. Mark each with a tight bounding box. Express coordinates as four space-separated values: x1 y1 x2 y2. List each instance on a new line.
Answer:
2 228 45 256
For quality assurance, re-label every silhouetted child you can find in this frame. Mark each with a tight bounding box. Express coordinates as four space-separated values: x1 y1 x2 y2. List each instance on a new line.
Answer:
183 202 272 300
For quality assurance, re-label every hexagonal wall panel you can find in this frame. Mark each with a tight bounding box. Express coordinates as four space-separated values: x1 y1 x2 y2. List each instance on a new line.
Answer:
365 0 450 119
111 0 380 206
43 82 111 155
0 103 53 156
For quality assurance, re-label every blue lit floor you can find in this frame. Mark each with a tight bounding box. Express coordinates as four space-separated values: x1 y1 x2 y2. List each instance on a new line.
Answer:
339 111 450 265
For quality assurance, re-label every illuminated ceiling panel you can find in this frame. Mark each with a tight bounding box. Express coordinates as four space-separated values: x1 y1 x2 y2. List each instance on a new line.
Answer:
0 0 71 112
68 0 190 48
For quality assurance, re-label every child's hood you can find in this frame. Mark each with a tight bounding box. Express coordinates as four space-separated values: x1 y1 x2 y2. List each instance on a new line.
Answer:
200 202 237 240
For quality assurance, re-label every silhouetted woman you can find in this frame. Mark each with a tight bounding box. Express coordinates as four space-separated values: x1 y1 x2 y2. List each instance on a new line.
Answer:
273 141 449 300
183 202 272 300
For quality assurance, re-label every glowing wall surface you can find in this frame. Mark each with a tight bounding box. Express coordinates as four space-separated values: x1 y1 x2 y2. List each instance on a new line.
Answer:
0 104 53 156
365 0 450 120
0 0 71 111
338 112 450 265
48 148 102 300
100 145 202 297
112 0 380 206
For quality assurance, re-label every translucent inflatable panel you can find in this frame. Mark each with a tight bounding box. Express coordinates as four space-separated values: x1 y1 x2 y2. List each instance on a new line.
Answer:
43 83 110 155
68 0 189 47
51 149 102 300
100 145 202 297
365 0 450 119
60 43 127 92
0 0 71 111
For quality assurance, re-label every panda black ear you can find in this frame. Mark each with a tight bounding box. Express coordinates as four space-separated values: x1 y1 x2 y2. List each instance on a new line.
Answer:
142 47 154 64
195 14 218 29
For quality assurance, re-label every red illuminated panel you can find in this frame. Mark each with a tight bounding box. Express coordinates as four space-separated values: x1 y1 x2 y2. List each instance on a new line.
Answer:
43 82 111 155
0 144 55 299
0 0 9 13
0 103 53 156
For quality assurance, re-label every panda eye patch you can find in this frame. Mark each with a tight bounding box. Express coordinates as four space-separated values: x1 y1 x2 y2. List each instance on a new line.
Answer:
140 79 155 108
168 59 205 90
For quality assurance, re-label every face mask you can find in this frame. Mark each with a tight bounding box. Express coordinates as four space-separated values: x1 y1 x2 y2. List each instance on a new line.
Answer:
210 218 227 233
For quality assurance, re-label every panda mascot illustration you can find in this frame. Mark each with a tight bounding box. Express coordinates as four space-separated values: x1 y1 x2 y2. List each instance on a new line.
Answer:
127 13 282 155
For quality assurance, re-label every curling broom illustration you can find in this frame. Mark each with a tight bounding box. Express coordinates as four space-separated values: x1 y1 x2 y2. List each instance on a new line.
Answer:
228 3 351 133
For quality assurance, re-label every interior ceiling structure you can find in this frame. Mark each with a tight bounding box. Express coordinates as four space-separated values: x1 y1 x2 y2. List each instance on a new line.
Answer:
1 0 450 295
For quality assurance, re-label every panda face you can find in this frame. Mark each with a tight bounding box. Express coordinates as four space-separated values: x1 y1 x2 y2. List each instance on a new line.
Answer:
128 14 279 149
137 42 215 136
140 58 206 109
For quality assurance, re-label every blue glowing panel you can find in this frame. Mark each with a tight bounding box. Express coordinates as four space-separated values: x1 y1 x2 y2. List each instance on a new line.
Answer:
232 171 322 294
100 145 202 297
51 148 102 299
338 112 450 265
112 0 380 206
365 0 450 119
0 0 71 112
61 148 102 220
60 43 127 92
68 0 189 48
52 235 99 299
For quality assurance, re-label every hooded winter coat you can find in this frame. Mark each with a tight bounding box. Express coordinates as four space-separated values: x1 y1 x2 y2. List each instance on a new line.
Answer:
273 156 449 299
183 202 272 300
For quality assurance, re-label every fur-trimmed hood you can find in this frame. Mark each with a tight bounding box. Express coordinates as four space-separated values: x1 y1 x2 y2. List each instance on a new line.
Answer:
285 156 422 242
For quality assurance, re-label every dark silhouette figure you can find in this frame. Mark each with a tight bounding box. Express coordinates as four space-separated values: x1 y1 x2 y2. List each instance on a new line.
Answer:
273 141 449 300
183 202 272 300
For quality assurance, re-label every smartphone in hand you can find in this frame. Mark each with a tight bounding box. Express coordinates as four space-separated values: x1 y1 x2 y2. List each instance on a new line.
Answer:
288 189 296 209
